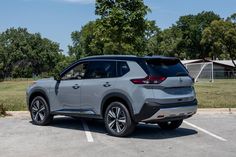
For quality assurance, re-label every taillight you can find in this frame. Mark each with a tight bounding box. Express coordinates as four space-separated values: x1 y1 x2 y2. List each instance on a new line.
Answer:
130 76 166 84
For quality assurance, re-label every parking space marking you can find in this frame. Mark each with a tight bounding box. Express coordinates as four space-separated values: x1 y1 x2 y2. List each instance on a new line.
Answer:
183 120 227 142
81 120 94 142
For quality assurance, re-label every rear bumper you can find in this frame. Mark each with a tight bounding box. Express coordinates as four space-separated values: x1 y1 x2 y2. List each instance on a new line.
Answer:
134 99 197 122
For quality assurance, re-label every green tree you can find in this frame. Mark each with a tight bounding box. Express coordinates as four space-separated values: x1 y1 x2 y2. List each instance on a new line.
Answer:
201 20 236 66
68 21 97 59
53 55 76 76
0 27 62 78
69 0 158 58
90 0 154 56
146 11 221 59
146 28 162 55
175 11 221 59
147 26 185 58
227 13 236 23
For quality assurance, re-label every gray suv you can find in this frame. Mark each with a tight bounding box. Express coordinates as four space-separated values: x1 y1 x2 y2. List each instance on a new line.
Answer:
26 55 197 137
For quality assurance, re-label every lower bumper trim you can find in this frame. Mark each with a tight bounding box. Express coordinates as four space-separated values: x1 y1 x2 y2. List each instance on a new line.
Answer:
142 105 197 122
134 99 198 122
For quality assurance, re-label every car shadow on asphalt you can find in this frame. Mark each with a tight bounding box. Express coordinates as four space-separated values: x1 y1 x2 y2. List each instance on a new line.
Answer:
45 116 198 140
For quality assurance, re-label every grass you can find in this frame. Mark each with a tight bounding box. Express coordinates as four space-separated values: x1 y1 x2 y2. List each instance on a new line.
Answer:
0 80 32 111
195 79 236 108
0 79 235 111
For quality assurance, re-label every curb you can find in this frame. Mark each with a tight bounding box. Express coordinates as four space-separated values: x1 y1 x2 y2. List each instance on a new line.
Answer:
5 111 29 117
197 108 236 114
5 108 236 116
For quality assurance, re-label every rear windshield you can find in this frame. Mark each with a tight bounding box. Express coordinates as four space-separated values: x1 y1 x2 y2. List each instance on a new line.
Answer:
146 59 189 77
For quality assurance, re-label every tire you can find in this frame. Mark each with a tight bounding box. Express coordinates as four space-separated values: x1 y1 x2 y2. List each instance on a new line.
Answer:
104 101 135 137
30 96 53 125
158 120 183 130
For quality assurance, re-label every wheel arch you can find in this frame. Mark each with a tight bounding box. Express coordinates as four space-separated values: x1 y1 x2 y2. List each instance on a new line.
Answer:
28 89 50 111
101 93 134 120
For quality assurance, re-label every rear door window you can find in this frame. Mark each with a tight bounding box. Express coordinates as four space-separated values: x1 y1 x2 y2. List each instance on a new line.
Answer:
84 61 116 79
146 59 188 77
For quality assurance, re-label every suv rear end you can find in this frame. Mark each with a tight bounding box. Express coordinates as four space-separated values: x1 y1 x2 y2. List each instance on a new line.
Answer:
130 57 197 124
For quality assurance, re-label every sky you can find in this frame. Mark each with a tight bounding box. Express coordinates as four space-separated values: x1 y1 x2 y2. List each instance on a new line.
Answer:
0 0 236 54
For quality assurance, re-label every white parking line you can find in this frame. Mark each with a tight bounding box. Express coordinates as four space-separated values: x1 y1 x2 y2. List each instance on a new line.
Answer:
183 120 227 142
81 120 94 142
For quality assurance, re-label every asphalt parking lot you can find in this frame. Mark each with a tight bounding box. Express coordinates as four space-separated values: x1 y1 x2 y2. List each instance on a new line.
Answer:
0 110 236 157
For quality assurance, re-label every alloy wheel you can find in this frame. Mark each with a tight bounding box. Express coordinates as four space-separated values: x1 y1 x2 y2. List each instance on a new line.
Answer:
107 106 127 133
31 98 47 123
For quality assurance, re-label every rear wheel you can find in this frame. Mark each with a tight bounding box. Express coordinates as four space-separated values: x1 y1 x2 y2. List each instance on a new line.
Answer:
158 120 183 130
104 102 135 137
30 96 53 125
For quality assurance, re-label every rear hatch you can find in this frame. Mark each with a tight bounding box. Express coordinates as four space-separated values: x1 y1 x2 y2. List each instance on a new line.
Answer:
145 58 195 104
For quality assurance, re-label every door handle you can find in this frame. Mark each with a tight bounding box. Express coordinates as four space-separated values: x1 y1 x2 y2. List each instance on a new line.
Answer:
72 84 80 89
103 82 111 87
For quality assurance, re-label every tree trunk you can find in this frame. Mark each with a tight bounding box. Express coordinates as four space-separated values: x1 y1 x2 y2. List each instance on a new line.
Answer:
228 49 236 68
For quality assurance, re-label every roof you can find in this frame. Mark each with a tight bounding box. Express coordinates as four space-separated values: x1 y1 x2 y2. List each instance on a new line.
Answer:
81 55 139 61
82 55 136 59
81 55 178 61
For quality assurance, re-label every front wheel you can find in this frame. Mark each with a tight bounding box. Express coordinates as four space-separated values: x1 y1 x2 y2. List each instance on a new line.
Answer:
104 102 135 137
158 120 183 130
30 96 53 125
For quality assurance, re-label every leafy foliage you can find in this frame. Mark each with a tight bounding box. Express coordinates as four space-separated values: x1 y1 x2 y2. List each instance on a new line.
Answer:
147 26 184 58
53 55 76 76
0 28 64 78
68 6 236 63
1 0 236 79
69 0 157 58
68 21 97 59
175 11 221 59
201 20 236 66
147 11 221 59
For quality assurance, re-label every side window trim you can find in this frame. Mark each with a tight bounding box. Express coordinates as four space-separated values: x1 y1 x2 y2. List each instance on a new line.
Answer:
60 59 131 80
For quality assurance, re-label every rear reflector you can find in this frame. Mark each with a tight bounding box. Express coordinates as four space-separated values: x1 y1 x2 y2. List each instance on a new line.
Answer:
130 76 166 84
